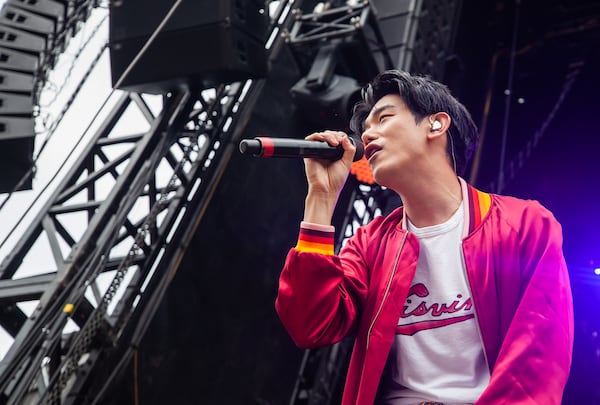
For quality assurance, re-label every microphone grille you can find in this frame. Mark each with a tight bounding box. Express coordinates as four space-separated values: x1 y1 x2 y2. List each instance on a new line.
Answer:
350 137 364 162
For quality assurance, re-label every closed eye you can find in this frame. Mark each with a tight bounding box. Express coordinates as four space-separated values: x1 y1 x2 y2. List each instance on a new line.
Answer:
379 114 392 122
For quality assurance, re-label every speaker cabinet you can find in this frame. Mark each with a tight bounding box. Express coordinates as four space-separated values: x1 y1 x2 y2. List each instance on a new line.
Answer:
109 0 269 94
0 117 34 192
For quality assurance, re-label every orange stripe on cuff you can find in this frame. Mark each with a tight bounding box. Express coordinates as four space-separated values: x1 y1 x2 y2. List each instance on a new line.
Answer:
296 240 334 255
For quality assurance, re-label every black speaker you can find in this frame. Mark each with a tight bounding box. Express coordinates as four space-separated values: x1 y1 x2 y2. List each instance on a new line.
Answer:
0 24 46 55
291 74 362 130
109 0 269 94
0 46 39 73
0 4 57 44
0 69 34 193
0 92 33 115
0 116 34 192
6 0 66 32
0 68 34 93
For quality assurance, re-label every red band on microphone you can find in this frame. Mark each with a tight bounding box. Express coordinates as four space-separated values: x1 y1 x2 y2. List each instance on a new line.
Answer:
257 137 274 158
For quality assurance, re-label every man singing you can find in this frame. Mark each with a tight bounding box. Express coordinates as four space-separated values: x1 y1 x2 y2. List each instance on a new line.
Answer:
275 70 573 404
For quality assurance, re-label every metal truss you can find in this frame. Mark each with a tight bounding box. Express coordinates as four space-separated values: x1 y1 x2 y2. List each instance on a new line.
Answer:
288 181 391 405
0 81 260 405
288 0 371 44
289 337 352 405
408 0 463 80
0 0 301 403
285 0 394 74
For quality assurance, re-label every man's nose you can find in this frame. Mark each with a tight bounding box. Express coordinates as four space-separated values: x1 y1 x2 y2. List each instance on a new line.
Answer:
361 128 375 145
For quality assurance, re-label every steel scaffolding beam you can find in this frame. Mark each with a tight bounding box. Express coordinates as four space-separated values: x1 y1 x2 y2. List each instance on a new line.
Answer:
0 1 301 403
0 81 258 405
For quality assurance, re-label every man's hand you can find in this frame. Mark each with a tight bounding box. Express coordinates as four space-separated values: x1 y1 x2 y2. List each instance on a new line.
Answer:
302 130 358 225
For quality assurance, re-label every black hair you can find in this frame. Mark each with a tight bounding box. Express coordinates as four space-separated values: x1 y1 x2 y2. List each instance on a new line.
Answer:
350 70 479 175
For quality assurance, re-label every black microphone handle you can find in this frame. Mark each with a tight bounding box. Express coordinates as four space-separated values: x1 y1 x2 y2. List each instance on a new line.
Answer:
239 137 363 161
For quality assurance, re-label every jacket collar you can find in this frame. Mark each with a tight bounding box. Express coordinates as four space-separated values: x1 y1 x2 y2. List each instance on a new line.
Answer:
400 177 492 238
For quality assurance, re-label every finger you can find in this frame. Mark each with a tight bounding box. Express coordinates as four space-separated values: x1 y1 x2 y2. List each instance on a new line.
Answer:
305 132 326 142
323 130 348 143
340 134 358 161
306 130 347 146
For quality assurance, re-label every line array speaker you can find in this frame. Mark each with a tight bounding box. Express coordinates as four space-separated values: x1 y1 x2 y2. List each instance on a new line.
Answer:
109 0 269 94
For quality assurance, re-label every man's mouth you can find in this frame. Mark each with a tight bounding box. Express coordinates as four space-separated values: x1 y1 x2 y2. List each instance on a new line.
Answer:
365 144 381 161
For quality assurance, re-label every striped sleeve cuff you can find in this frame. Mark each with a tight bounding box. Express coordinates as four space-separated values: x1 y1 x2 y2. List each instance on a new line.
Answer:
295 221 335 255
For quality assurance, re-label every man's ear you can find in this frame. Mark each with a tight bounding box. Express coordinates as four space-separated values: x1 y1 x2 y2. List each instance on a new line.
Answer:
426 112 451 139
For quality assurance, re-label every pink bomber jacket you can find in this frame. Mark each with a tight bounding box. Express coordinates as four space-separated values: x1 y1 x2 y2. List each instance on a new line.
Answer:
276 179 574 405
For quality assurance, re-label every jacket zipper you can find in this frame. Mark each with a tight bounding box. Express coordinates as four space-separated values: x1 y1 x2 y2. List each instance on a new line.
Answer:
460 241 491 371
366 232 408 350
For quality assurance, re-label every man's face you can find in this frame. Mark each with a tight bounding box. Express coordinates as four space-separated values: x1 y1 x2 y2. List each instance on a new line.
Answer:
361 94 429 187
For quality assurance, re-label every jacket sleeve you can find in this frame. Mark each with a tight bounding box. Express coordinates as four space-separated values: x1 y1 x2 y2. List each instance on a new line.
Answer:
477 201 574 404
275 222 371 349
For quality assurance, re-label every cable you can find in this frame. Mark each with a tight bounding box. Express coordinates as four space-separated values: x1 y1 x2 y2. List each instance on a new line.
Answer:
496 0 521 194
487 60 582 193
32 0 99 106
39 13 108 109
134 349 140 405
469 7 599 187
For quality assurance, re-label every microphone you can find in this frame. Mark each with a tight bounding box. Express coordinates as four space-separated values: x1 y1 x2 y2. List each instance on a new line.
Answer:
239 137 364 162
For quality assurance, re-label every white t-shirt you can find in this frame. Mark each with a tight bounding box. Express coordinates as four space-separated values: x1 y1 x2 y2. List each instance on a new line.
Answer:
378 206 490 404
